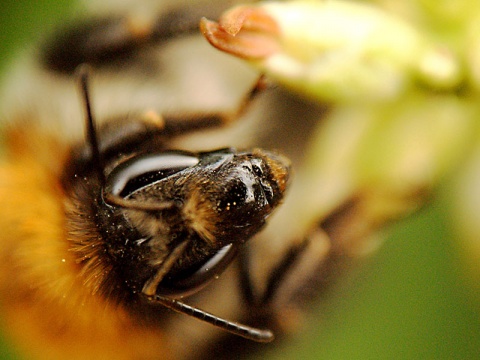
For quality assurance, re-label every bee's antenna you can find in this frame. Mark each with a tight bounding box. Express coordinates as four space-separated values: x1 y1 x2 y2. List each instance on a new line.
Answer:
77 64 105 186
148 295 275 343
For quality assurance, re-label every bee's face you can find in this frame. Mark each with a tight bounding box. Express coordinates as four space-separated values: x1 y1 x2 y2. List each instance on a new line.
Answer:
0 0 297 355
88 144 290 298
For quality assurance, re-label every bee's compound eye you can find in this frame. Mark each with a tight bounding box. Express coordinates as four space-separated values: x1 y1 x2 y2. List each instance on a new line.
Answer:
106 152 199 197
157 243 238 297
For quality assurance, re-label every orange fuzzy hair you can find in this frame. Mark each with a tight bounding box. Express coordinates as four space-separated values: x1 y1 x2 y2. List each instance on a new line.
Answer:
0 124 174 360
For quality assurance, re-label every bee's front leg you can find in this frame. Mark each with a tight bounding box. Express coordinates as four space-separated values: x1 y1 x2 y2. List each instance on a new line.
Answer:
239 235 313 312
239 196 382 334
76 72 268 158
42 3 227 74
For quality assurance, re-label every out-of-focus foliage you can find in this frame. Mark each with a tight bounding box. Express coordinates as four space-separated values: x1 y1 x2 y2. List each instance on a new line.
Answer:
202 1 480 359
0 0 74 79
266 1 480 358
256 193 480 360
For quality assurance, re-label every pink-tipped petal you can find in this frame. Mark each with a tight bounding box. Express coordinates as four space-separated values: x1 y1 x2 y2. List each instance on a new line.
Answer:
220 5 280 37
218 6 256 36
200 8 280 61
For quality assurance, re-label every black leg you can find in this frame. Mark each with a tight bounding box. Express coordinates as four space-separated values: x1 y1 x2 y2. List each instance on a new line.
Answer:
238 236 311 310
42 3 228 74
238 246 258 308
90 74 268 157
260 238 311 306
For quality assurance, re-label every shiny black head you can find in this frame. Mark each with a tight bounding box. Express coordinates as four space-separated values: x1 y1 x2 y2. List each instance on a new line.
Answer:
108 147 289 240
101 147 289 296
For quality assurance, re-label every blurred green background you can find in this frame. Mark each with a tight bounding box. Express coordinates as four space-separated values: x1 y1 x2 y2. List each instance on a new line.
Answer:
260 190 480 359
1 1 480 359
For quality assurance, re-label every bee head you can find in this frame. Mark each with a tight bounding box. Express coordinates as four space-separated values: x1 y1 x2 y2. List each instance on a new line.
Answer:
102 147 290 297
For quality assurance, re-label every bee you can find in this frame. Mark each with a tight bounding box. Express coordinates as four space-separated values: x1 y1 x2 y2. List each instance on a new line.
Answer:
0 1 361 359
0 0 294 358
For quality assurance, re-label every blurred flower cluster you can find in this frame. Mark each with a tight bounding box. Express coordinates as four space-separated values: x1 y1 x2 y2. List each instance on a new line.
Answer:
201 0 480 307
